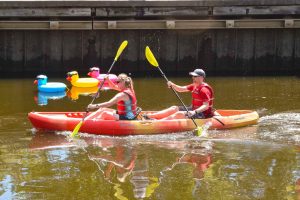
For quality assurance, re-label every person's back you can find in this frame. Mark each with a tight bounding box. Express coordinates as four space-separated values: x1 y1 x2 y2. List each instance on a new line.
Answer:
117 86 137 120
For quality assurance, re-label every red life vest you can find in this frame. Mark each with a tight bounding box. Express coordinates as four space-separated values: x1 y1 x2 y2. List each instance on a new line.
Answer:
117 88 137 116
191 82 214 117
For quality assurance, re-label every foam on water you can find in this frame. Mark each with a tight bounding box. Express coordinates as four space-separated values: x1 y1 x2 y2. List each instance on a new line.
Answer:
258 112 300 144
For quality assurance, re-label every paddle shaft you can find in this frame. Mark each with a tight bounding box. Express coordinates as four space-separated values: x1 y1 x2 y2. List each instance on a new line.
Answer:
89 59 116 106
78 59 117 122
156 66 199 128
70 41 128 137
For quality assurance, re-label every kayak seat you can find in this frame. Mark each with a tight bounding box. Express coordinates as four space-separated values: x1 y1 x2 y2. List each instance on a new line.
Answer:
134 107 143 120
140 113 155 120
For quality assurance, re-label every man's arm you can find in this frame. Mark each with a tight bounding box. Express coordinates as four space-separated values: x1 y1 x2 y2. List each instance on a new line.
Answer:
187 102 209 117
167 81 189 92
194 101 209 113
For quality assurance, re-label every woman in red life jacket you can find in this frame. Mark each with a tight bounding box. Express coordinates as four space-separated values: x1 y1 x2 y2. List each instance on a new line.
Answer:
144 69 217 120
87 73 137 120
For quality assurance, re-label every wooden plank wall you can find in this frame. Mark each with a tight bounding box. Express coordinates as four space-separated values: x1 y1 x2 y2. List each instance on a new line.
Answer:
0 0 300 76
0 29 298 77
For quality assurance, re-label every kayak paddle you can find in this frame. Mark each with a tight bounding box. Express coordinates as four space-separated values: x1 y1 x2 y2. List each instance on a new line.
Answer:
70 40 128 137
145 46 203 136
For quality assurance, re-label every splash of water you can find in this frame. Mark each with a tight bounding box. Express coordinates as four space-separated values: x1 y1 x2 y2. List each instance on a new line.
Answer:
199 121 213 138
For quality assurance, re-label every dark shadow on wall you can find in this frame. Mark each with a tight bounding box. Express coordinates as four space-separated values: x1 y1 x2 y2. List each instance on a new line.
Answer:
83 35 98 68
198 33 215 75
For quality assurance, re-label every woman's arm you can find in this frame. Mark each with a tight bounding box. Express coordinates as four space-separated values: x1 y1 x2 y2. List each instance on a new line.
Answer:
106 77 120 91
88 93 126 110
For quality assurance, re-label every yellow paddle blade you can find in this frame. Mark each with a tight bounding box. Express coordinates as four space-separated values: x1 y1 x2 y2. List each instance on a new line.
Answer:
70 121 83 137
114 40 128 61
196 126 203 137
145 46 159 67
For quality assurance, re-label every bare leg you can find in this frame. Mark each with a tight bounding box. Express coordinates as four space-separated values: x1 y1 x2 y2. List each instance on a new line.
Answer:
147 106 179 119
98 111 117 120
92 108 115 119
161 111 186 120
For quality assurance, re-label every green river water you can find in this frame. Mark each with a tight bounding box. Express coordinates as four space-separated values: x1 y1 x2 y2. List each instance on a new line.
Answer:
0 76 300 200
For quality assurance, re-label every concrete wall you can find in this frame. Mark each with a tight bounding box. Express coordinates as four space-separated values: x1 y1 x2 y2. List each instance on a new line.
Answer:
0 29 298 77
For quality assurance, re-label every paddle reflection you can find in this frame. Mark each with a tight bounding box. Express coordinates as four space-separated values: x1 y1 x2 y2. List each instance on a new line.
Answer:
29 132 213 199
295 147 300 200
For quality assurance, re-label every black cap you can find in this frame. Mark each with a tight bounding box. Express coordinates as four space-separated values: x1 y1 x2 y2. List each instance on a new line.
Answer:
189 69 206 77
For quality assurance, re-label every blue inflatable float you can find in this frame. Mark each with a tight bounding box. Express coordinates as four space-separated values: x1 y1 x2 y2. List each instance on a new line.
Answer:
34 75 66 92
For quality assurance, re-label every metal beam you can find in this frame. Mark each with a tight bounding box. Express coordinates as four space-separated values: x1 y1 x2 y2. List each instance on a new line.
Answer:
0 1 299 8
0 8 91 17
0 19 300 30
213 6 300 16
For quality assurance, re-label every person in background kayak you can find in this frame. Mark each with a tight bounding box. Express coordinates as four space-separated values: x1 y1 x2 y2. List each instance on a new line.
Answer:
144 68 217 120
87 73 138 120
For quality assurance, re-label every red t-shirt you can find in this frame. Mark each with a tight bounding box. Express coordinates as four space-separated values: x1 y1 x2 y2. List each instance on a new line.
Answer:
186 83 213 117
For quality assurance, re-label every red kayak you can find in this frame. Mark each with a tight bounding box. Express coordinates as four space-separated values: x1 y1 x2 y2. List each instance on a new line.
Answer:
28 110 259 136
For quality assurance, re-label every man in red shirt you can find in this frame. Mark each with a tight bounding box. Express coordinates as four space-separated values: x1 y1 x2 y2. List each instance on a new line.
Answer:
144 69 215 120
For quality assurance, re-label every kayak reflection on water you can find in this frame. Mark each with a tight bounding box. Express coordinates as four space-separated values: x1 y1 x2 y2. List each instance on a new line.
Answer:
29 132 213 199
